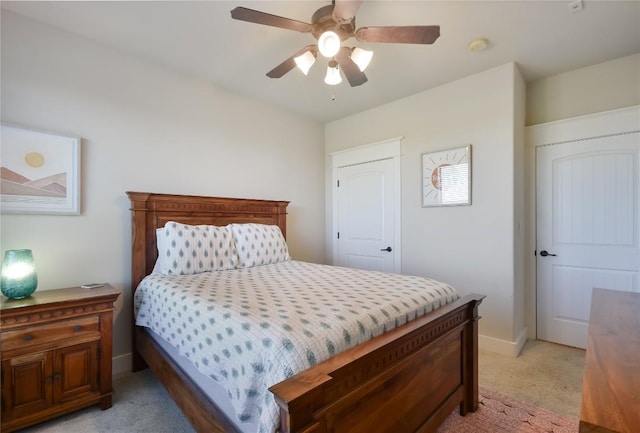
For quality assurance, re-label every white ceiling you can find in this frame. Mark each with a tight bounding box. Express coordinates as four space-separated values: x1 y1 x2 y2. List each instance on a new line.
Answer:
2 1 639 122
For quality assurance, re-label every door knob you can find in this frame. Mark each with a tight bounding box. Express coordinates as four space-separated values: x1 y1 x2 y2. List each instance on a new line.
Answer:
539 250 557 257
380 246 392 252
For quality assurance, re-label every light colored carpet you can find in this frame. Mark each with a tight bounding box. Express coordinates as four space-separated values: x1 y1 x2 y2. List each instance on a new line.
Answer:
479 339 585 419
20 340 585 432
20 369 196 433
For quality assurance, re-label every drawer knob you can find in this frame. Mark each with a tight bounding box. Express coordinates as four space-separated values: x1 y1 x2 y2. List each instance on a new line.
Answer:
73 325 81 332
23 335 33 342
54 374 61 381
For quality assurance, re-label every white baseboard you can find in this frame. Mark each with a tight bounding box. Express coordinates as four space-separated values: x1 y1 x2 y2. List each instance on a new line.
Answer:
112 353 132 377
479 327 528 357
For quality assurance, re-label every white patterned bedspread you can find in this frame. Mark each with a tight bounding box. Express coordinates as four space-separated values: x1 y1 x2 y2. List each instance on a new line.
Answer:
134 260 459 433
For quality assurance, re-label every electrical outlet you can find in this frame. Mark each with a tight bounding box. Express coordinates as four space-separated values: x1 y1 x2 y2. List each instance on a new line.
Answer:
569 0 583 13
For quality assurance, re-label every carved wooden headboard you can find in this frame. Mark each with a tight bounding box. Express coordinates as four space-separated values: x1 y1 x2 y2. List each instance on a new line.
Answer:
127 192 289 291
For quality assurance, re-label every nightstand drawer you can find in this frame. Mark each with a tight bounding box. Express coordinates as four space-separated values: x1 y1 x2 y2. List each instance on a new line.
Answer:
1 316 100 354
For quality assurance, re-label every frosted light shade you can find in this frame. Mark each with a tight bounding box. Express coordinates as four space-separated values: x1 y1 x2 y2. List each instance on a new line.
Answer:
351 47 373 71
318 31 341 58
324 62 342 85
294 51 316 75
1 249 37 299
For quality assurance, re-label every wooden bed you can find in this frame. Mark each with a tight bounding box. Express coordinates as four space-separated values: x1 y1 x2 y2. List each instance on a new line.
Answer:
127 191 484 433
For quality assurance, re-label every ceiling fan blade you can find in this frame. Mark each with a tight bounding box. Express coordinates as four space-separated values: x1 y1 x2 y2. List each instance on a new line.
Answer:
335 47 367 87
267 45 318 79
332 0 363 24
231 7 312 33
355 25 440 44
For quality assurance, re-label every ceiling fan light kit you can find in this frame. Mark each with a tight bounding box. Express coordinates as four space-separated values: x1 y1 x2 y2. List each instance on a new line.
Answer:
294 51 317 75
325 60 342 85
318 30 341 57
230 1 440 87
351 47 373 72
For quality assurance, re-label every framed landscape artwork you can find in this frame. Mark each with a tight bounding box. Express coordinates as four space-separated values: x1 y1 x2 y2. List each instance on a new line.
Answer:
422 145 471 207
1 124 81 215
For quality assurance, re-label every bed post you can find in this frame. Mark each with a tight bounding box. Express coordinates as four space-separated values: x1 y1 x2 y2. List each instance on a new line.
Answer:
460 296 483 415
275 201 287 238
127 191 151 371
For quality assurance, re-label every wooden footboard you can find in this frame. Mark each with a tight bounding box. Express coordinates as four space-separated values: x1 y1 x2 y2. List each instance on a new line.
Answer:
134 293 482 433
269 294 483 433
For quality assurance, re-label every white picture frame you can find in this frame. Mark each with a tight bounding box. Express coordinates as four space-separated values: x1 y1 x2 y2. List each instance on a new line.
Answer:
1 123 81 215
422 145 471 207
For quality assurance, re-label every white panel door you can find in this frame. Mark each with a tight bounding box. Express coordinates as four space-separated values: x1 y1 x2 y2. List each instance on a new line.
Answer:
537 132 639 348
337 158 396 272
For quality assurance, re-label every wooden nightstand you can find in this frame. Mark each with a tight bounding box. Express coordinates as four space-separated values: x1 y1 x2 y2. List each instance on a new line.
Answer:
0 284 120 432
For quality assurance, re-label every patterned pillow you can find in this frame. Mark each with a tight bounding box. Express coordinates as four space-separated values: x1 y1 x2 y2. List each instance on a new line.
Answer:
155 222 237 275
208 225 239 270
229 223 290 268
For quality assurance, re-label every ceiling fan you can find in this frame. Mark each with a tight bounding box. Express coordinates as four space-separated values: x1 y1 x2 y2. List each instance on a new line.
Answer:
230 0 440 87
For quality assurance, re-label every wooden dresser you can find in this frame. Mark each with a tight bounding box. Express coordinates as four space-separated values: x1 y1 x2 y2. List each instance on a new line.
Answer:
0 285 120 432
579 288 640 433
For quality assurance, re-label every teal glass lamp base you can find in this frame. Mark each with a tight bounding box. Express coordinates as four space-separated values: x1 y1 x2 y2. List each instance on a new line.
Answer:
1 249 38 300
1 280 37 299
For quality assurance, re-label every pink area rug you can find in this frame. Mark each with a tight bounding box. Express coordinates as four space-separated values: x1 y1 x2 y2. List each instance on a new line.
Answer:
437 388 579 433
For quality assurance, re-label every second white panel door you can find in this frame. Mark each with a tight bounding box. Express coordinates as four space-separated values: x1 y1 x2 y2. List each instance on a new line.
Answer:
337 158 397 273
537 132 639 348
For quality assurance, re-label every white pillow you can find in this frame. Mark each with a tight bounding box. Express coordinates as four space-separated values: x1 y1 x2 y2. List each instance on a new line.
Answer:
155 222 237 275
229 223 290 268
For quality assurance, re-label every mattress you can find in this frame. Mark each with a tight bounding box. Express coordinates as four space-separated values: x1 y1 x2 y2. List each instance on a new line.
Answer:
134 260 459 433
146 328 258 433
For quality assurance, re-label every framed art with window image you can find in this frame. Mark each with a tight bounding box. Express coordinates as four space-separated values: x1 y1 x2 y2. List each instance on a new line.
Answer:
422 145 471 207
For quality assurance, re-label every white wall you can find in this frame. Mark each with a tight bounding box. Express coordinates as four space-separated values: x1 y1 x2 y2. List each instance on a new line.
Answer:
0 11 326 372
512 65 527 346
527 53 640 126
326 63 527 355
